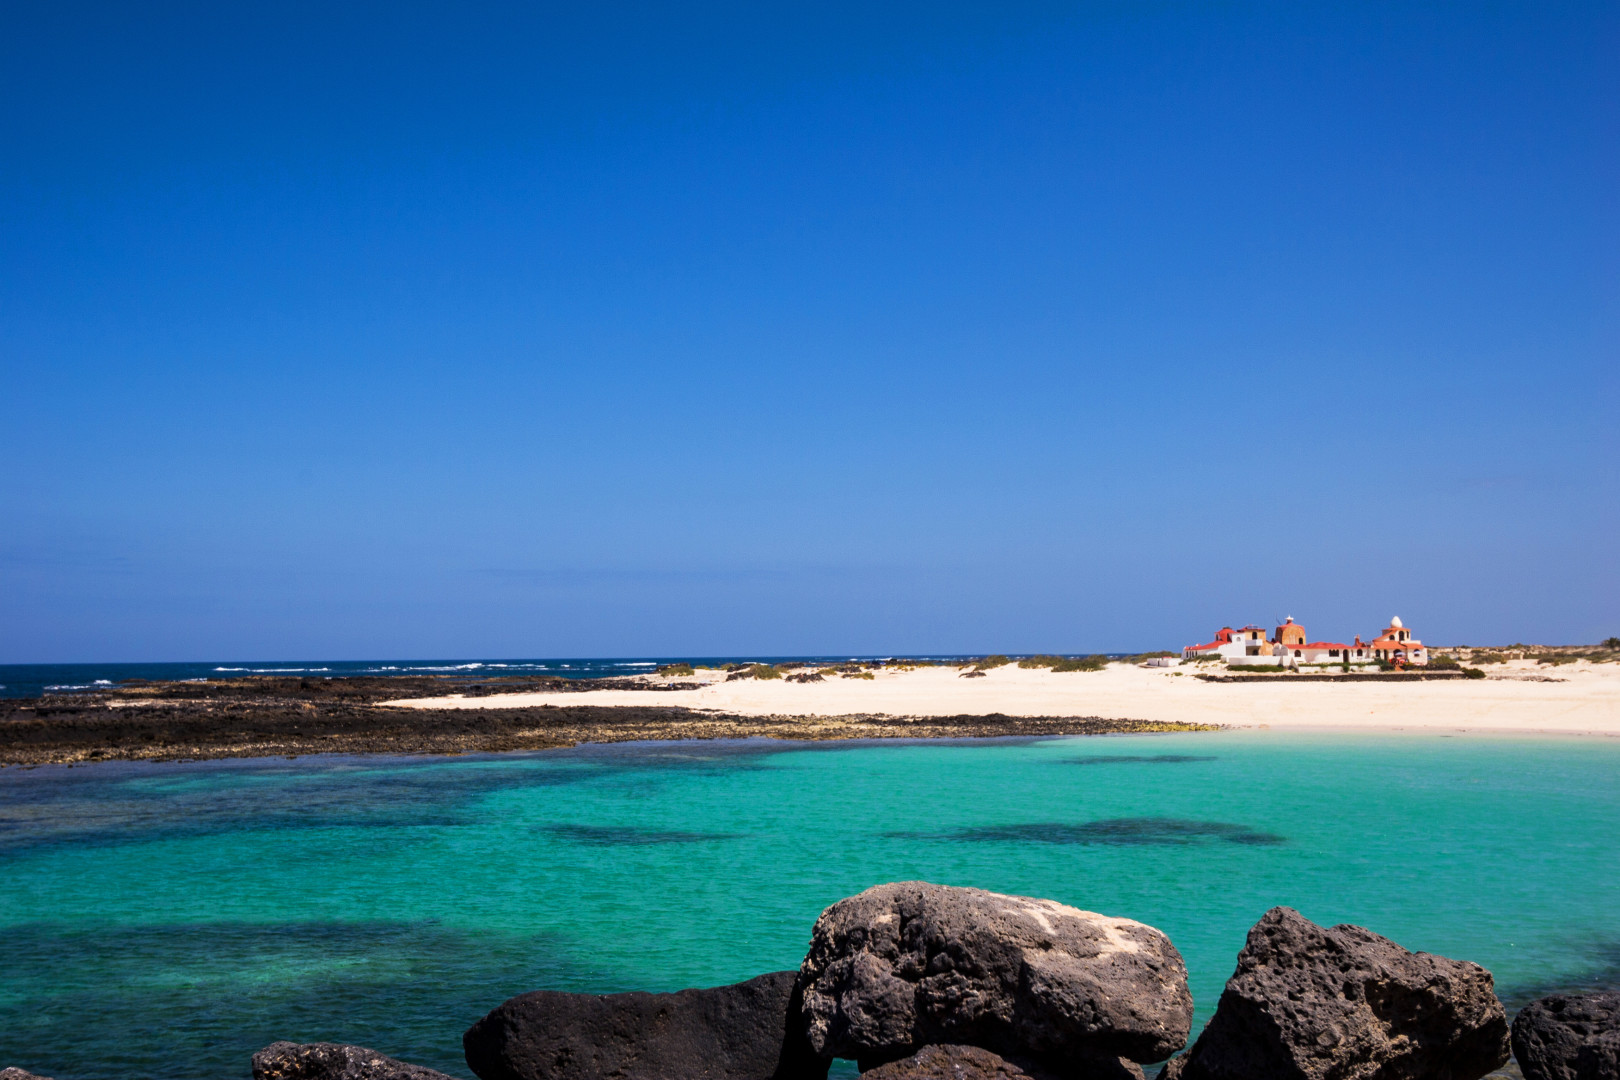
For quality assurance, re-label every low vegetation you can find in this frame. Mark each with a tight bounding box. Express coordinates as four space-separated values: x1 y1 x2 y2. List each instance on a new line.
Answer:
1050 655 1110 672
1012 654 1114 672
970 655 1012 672
726 663 783 681
656 663 695 677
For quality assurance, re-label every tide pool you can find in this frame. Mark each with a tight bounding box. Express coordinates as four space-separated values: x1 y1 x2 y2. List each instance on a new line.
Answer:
2 731 1617 1080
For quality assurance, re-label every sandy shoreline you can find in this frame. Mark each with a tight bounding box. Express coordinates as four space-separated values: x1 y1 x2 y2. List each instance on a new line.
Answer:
384 660 1620 737
3 659 1614 765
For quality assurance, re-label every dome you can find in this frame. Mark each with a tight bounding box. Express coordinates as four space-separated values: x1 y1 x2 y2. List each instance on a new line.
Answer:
1390 616 1403 628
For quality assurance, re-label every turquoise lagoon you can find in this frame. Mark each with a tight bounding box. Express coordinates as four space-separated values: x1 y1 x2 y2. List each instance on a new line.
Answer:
3 731 1618 1079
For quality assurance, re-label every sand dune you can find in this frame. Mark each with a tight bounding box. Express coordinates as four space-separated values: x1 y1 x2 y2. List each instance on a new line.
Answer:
384 659 1620 736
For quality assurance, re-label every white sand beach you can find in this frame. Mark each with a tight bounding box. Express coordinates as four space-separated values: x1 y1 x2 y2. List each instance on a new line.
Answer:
385 660 1620 737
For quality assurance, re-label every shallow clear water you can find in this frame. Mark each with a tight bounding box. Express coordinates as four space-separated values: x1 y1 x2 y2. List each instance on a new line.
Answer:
3 731 1617 1080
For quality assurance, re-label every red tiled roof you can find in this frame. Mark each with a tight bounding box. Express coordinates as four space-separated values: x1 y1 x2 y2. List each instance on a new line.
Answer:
1298 642 1349 650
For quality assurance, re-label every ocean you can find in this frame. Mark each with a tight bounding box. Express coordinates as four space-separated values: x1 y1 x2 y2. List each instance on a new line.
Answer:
2 731 1617 1079
0 658 937 700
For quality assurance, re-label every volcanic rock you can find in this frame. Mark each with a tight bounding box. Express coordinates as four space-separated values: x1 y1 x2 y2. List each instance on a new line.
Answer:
1 1069 55 1080
860 1044 1143 1080
463 970 827 1080
252 1042 456 1080
1576 1030 1620 1080
795 881 1192 1067
1161 906 1509 1080
1512 994 1620 1080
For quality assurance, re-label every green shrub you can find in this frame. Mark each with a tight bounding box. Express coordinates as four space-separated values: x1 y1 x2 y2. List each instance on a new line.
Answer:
656 663 695 677
1463 667 1486 679
845 670 875 680
972 655 1012 672
1050 655 1109 672
746 664 782 680
1017 655 1064 669
1604 637 1620 650
1227 663 1286 673
1121 651 1176 663
1427 656 1461 670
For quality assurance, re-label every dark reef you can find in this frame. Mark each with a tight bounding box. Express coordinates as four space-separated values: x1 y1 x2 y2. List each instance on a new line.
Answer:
0 675 1213 766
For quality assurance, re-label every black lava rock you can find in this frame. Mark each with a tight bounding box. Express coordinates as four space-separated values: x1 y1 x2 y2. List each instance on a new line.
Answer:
860 1044 1143 1080
796 882 1192 1067
251 1042 456 1080
464 971 827 1080
1512 994 1620 1080
1 1068 56 1080
1576 1030 1620 1080
1161 907 1509 1080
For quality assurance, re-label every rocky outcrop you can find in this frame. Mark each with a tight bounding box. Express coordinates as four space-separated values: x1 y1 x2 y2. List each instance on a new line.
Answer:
463 970 827 1080
860 1044 1143 1080
795 882 1192 1067
252 1043 457 1080
1512 994 1620 1080
1 1069 55 1080
1160 907 1509 1080
1576 1030 1620 1080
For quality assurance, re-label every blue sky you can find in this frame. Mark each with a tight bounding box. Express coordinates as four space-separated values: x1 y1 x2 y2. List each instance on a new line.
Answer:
2 1 1616 661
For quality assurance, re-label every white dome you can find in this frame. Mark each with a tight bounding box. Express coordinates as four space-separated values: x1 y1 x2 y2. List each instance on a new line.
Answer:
1390 616 1404 628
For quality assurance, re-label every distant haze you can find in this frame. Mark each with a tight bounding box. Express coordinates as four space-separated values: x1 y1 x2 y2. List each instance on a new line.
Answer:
2 2 1615 661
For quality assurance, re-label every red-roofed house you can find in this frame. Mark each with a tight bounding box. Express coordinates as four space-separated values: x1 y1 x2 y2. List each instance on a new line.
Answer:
1183 624 1284 663
1286 641 1373 665
1185 618 1377 667
1182 627 1236 659
1367 617 1428 666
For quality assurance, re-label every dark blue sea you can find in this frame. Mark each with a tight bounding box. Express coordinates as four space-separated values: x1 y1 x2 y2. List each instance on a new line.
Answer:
0 657 952 700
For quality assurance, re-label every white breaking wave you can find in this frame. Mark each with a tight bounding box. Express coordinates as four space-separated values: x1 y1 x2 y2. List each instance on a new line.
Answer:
213 666 332 673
